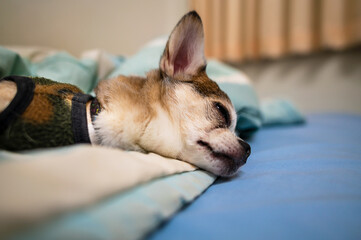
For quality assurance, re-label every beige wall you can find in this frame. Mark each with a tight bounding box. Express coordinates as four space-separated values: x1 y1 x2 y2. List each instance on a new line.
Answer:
234 47 361 114
0 0 189 56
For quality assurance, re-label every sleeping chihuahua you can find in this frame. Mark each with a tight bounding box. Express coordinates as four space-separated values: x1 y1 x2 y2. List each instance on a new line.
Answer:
0 11 250 177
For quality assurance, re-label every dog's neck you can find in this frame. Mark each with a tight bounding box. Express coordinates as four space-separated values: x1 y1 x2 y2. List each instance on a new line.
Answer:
86 99 101 145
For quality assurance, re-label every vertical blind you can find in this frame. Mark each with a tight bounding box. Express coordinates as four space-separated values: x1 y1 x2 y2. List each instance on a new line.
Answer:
190 0 361 61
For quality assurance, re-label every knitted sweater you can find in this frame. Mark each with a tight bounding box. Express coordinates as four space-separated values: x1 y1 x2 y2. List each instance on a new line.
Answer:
0 76 93 151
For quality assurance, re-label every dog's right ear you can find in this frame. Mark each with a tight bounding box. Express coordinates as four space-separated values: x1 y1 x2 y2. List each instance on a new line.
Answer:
160 11 206 80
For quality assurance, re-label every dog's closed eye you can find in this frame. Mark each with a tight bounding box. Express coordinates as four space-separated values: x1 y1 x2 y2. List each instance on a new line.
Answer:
214 102 230 128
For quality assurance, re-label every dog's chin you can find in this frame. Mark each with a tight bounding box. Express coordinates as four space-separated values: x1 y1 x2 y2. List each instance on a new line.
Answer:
185 140 247 177
207 155 245 177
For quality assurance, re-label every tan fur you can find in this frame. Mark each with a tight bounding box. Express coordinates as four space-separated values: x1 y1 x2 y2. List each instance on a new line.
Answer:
94 71 161 151
93 67 244 176
90 11 250 176
0 81 17 112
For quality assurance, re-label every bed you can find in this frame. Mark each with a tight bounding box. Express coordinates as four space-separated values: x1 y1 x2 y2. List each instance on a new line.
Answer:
1 39 360 240
150 113 361 240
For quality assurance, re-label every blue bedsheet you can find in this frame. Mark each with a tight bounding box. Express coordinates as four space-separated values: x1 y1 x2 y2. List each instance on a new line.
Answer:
150 113 361 240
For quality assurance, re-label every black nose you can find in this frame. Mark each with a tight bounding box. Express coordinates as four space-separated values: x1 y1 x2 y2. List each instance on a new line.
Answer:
238 139 251 161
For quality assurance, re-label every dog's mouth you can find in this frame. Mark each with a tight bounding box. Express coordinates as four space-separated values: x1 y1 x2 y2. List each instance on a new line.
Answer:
197 140 234 162
196 140 249 176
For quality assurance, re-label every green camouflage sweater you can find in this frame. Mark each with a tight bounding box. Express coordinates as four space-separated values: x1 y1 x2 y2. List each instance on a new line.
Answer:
0 76 93 151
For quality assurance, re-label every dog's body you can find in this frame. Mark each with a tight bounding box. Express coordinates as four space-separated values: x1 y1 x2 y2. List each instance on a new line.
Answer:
0 11 250 176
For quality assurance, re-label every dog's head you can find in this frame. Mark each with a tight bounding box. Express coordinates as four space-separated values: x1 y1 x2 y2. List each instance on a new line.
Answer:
95 11 250 177
143 11 250 176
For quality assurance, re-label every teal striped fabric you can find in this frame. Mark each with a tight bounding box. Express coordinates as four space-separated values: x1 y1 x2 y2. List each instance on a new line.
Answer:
12 171 215 240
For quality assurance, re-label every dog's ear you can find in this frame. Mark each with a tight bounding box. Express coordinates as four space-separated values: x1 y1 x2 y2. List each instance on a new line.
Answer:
160 11 206 79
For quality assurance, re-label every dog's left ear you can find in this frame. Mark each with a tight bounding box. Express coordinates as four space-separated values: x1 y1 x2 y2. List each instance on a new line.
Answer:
160 11 206 79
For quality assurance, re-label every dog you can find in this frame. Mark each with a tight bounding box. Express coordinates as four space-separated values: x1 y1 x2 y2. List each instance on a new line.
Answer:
0 11 250 177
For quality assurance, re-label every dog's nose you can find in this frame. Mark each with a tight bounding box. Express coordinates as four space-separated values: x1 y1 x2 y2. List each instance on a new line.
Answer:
238 139 251 161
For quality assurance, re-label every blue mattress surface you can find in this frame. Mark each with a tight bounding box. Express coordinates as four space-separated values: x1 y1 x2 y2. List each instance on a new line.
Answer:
150 113 361 240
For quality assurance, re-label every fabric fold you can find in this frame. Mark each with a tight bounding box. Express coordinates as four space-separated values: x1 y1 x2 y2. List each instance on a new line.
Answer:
0 145 196 237
11 170 215 240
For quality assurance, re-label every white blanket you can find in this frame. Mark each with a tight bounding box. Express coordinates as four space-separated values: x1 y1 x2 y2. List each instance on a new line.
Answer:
0 145 196 235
